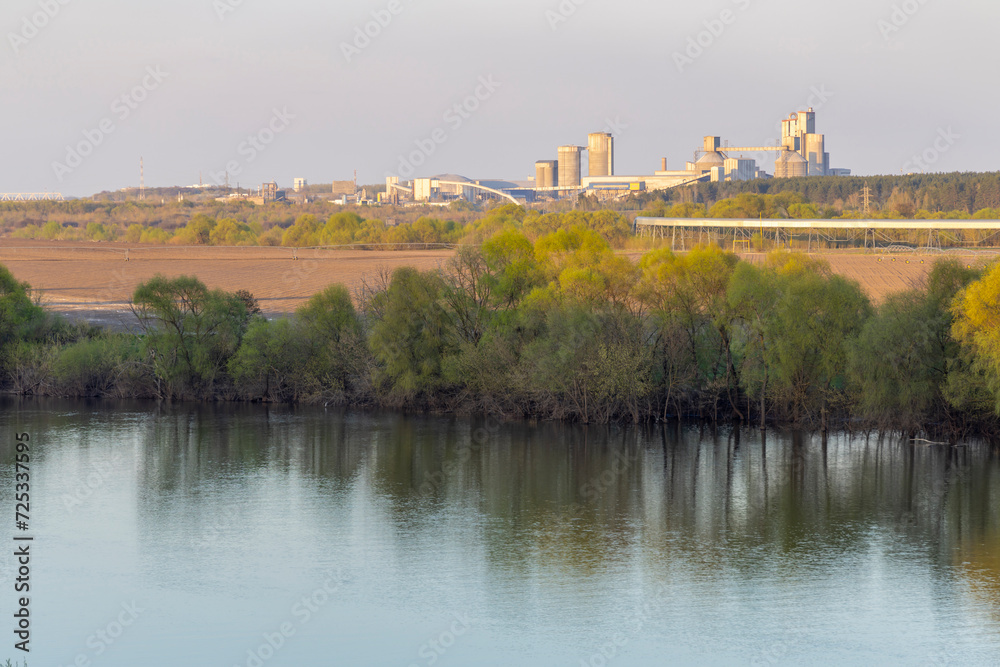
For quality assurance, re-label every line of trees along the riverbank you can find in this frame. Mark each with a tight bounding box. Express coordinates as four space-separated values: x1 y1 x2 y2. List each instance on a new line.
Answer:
3 225 1000 437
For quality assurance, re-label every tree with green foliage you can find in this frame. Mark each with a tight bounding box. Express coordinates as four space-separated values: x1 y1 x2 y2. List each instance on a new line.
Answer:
0 265 44 353
950 261 1000 416
281 214 320 247
729 254 873 428
766 255 872 426
638 245 740 419
132 275 250 396
209 218 258 246
228 318 317 401
297 284 366 395
849 259 981 432
171 214 216 245
368 268 454 400
51 333 152 398
480 229 543 311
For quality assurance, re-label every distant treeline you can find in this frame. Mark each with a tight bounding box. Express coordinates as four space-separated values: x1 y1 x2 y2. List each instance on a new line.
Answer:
666 172 1000 217
4 171 1000 250
3 225 1000 437
2 203 638 249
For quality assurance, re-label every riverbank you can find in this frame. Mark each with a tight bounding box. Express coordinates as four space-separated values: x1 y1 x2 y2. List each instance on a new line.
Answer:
2 227 1000 437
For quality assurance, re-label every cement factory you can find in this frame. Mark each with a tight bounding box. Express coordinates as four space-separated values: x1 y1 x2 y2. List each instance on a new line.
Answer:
384 108 850 205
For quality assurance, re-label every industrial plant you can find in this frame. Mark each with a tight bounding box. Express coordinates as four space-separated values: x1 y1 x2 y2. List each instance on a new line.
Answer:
385 108 851 206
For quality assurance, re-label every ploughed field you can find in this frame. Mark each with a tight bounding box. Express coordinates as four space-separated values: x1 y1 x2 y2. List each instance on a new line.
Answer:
0 240 453 327
2 239 992 326
736 251 952 298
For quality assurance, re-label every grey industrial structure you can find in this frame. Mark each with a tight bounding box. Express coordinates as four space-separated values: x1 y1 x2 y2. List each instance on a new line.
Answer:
391 108 850 205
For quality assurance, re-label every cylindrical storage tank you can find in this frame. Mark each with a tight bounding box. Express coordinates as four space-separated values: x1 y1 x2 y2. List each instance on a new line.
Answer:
535 160 558 189
775 151 808 179
805 134 826 176
558 146 583 188
695 151 725 175
588 133 614 177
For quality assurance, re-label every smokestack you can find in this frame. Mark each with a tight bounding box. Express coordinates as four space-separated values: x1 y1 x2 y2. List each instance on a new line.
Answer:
661 158 667 171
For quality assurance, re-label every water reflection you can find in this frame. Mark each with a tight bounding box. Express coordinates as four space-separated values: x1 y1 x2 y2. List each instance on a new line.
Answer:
1 397 998 665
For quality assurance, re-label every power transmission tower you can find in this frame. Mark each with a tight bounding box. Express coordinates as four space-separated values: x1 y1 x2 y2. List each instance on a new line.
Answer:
139 157 145 201
861 183 876 251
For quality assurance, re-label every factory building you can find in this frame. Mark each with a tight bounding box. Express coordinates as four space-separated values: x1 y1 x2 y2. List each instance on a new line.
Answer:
683 109 847 183
332 180 356 196
724 158 756 182
780 109 829 176
391 107 848 206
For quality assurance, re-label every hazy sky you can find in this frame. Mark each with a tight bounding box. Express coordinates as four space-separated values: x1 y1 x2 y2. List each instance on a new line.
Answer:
3 0 997 196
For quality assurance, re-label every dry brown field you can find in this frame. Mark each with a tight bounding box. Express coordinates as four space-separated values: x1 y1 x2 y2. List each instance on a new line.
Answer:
0 240 453 324
737 252 945 298
1 240 995 325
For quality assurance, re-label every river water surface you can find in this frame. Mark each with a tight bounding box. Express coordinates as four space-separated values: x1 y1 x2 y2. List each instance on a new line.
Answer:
0 399 998 666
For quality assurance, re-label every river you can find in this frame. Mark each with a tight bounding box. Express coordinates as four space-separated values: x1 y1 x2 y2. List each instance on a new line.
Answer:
0 398 997 666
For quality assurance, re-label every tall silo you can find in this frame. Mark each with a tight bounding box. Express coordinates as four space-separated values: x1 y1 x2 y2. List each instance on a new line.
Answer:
588 132 614 177
535 160 558 189
558 146 583 188
805 134 826 176
695 151 725 175
775 150 808 179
